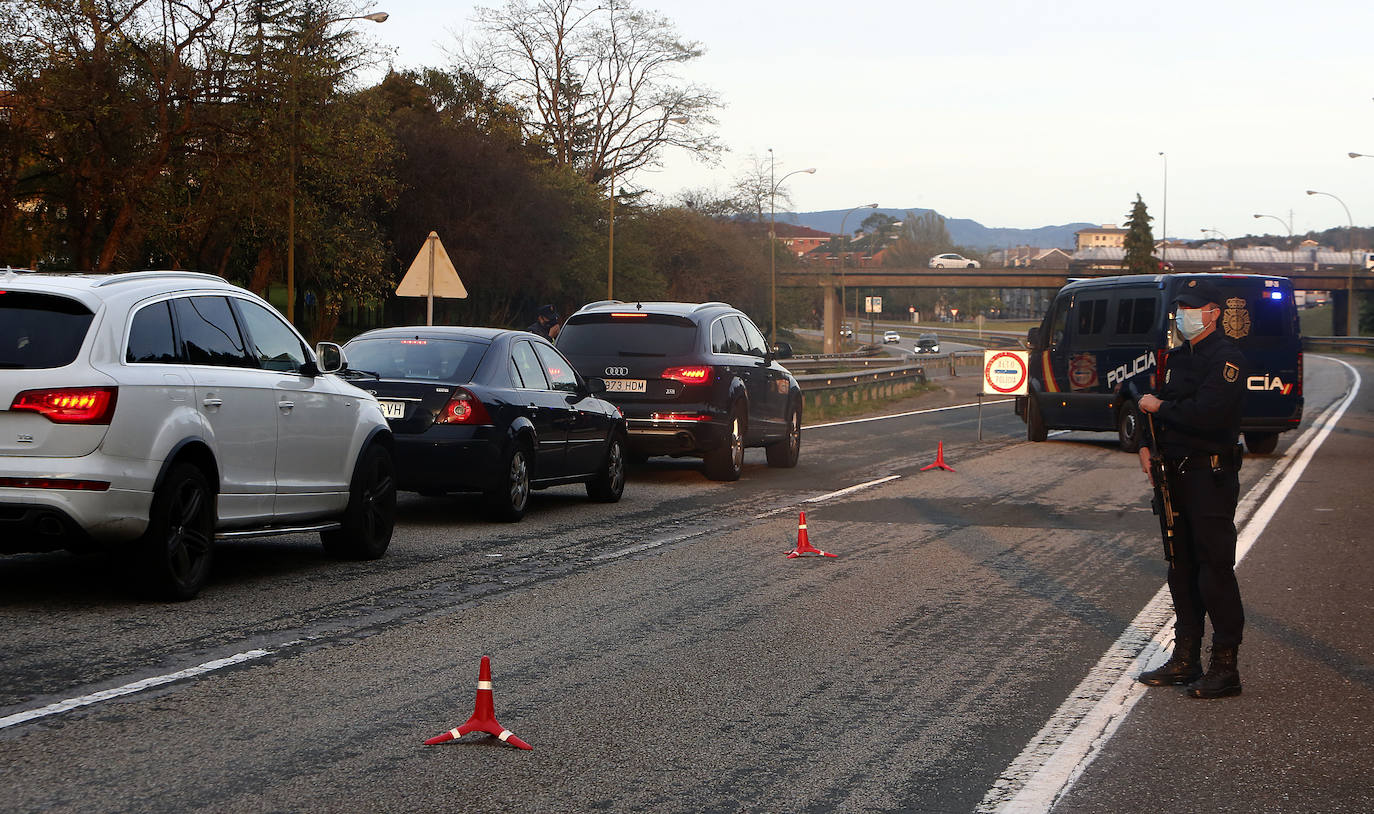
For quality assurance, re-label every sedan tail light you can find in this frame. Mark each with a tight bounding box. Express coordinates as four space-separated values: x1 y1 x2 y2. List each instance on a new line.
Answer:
662 365 713 385
11 387 118 424
434 387 493 425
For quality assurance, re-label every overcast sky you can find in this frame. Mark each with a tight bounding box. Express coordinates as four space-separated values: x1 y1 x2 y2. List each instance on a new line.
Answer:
360 0 1374 243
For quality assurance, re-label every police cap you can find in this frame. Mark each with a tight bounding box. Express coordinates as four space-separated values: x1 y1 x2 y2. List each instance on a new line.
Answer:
1174 279 1225 309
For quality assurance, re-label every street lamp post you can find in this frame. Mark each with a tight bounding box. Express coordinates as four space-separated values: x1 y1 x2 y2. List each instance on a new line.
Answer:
286 10 388 324
1158 151 1168 266
1202 228 1232 269
608 114 688 299
1252 212 1295 267
837 203 878 337
1306 189 1359 336
767 150 815 346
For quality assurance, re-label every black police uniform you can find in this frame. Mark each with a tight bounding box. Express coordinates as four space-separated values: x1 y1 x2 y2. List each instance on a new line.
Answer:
1139 286 1247 697
526 305 559 340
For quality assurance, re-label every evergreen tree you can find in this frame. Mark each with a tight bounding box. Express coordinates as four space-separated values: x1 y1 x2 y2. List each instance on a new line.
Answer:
1123 194 1157 274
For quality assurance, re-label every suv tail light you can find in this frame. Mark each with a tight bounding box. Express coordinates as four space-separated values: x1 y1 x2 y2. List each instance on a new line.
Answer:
434 387 493 425
11 387 118 424
662 365 713 385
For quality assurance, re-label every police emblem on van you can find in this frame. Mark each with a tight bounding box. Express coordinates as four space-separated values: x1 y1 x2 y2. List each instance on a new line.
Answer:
1069 353 1098 390
1223 297 1251 339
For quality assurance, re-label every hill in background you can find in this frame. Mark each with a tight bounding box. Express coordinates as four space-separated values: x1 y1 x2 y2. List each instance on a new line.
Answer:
784 208 1094 251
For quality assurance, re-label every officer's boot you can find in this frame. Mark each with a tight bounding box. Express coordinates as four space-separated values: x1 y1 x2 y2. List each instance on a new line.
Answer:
1188 645 1242 699
1137 636 1202 686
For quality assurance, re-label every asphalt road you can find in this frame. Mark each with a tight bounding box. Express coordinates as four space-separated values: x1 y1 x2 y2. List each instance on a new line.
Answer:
0 355 1366 813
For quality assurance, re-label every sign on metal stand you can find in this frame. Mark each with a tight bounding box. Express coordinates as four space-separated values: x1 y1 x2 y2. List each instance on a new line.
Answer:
979 349 1029 441
397 231 467 325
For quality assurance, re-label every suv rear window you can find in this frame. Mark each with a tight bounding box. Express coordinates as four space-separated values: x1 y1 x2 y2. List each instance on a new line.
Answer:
0 291 95 369
557 313 697 357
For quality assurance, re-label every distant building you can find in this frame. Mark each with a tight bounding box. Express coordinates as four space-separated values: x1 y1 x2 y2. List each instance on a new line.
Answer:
1005 246 1071 269
1069 245 1359 275
1075 225 1128 251
771 223 833 257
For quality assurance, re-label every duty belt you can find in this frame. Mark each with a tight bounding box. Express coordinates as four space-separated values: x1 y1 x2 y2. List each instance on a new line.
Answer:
1165 444 1244 477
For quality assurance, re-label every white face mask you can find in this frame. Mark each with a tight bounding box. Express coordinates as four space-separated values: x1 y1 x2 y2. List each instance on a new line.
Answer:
1176 307 1212 340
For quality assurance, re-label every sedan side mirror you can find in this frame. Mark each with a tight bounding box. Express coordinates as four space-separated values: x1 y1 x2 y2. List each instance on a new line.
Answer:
585 377 607 395
315 342 346 374
771 341 793 360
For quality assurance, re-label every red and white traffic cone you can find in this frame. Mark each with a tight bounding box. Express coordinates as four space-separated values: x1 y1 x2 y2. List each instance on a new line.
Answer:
424 656 532 750
787 511 837 558
920 441 955 472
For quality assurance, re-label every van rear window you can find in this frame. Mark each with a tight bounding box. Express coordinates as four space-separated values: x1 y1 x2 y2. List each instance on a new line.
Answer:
0 292 94 369
1213 282 1298 339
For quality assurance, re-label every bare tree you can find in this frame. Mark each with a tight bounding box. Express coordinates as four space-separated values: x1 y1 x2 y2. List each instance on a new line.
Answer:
460 0 721 187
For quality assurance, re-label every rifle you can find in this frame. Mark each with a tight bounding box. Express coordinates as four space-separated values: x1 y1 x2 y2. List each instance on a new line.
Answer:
1128 381 1176 562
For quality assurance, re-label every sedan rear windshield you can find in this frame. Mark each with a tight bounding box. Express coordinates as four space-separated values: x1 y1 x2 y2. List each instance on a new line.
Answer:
0 292 95 369
343 337 488 382
557 314 697 357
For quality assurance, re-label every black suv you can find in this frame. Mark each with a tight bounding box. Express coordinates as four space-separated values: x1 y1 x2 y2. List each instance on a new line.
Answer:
556 301 802 481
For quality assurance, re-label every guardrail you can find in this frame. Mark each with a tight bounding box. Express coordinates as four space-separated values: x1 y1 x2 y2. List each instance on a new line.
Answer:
794 363 928 413
790 350 991 413
1303 336 1373 354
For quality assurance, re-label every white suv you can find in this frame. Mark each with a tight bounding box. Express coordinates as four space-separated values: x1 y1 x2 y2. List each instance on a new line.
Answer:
0 270 396 599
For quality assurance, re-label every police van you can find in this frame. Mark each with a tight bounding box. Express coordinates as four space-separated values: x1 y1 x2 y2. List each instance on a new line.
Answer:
1017 273 1303 454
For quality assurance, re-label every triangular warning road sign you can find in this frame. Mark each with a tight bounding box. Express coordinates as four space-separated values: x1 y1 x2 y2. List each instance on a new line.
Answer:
397 231 467 299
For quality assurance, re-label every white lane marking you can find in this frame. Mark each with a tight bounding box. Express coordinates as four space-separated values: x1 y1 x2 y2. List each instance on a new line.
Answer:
0 649 274 731
807 398 1013 430
803 475 901 503
978 357 1361 813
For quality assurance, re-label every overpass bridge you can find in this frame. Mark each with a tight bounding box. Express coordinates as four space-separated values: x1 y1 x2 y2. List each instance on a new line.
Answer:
779 266 1373 351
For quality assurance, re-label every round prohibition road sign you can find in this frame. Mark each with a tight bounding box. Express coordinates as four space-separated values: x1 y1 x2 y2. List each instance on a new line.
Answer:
983 350 1029 395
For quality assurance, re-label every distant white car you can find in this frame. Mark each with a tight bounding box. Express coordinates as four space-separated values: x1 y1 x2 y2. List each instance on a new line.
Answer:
882 331 901 344
928 253 981 269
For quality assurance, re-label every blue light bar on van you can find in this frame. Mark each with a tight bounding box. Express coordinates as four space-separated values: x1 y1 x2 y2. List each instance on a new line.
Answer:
1269 291 1283 300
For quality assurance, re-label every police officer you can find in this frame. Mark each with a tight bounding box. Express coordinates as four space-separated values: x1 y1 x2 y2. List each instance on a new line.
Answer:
527 304 560 341
1135 279 1247 699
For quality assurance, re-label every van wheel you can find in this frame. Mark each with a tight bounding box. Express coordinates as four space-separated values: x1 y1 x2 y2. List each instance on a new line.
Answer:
765 401 801 468
1117 400 1144 452
703 404 745 481
1026 396 1048 442
322 444 396 560
137 463 215 601
1244 431 1279 455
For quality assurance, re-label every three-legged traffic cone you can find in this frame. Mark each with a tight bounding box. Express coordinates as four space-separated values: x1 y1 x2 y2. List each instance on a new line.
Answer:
424 656 532 750
921 441 955 472
787 511 837 558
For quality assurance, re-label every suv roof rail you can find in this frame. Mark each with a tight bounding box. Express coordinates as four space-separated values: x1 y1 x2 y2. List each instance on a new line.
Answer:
92 270 229 288
1 266 37 275
580 299 624 310
692 301 732 312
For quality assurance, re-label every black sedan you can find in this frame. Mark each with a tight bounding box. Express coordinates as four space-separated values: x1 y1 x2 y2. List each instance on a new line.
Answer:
340 327 627 521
